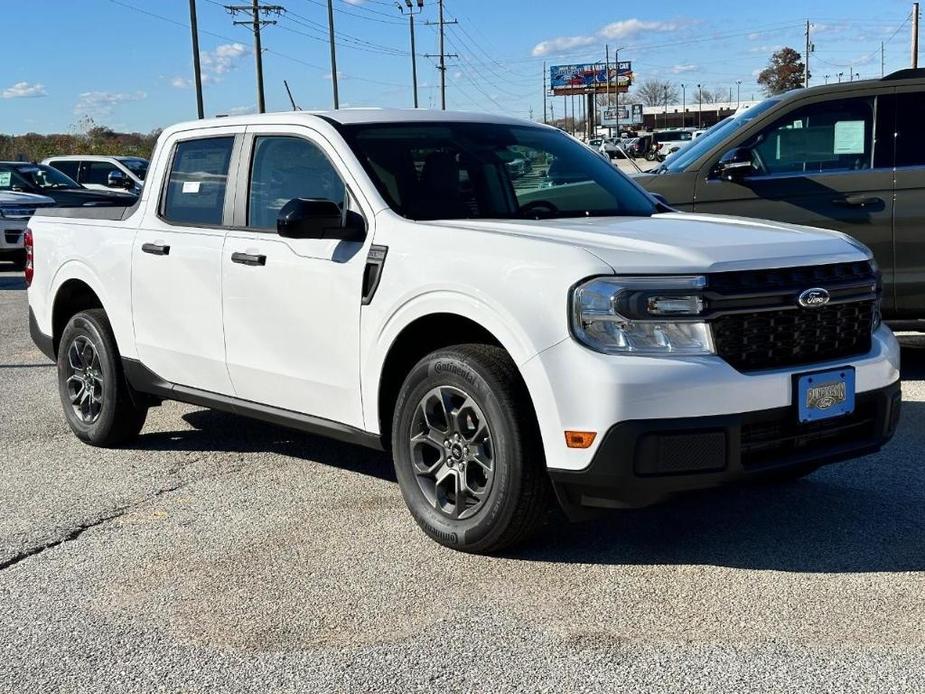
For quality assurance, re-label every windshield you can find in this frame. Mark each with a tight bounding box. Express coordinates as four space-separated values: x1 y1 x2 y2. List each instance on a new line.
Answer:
340 122 656 220
662 97 783 173
117 157 149 180
0 164 81 191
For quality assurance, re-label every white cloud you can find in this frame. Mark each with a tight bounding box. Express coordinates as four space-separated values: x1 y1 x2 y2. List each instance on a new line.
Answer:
170 42 250 89
74 90 147 116
2 81 47 99
228 104 257 115
532 18 689 57
671 63 697 74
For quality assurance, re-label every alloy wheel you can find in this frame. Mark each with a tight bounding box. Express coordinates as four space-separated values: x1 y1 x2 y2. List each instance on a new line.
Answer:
64 335 104 424
408 385 495 520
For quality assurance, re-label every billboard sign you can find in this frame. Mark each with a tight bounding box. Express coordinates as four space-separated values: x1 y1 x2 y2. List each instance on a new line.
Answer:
601 103 643 127
550 61 632 95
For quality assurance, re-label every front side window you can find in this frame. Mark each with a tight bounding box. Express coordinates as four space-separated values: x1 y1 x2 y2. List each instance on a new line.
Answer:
340 122 656 221
247 136 346 229
895 92 925 168
81 161 122 186
162 136 234 226
747 97 874 176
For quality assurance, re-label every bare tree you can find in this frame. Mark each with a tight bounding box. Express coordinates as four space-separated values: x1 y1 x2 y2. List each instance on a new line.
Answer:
634 79 680 107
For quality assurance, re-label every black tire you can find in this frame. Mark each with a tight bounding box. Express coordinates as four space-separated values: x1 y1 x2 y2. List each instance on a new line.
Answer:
391 344 551 553
57 309 147 447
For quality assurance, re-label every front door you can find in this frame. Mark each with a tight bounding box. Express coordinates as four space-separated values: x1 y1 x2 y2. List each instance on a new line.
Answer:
693 93 895 310
221 128 370 428
132 131 241 394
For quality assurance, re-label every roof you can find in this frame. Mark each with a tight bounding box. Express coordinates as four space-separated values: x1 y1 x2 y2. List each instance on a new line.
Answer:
163 108 544 137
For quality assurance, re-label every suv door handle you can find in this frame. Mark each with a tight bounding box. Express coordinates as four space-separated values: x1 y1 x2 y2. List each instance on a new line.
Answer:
141 243 170 256
833 196 882 208
231 252 267 267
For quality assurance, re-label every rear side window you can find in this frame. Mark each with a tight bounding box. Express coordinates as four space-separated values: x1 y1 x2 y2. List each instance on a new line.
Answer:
749 97 874 175
162 137 234 225
49 160 80 180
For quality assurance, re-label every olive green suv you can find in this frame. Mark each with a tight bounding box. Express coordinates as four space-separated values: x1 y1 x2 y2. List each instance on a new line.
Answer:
636 68 925 320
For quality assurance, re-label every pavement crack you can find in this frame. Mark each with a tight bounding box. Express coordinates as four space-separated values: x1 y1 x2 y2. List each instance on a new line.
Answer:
0 461 240 574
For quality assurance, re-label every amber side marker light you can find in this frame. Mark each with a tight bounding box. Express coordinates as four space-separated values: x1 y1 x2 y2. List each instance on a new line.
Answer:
565 431 597 449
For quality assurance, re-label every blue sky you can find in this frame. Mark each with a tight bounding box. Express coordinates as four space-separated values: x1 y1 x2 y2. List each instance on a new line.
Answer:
1 0 919 134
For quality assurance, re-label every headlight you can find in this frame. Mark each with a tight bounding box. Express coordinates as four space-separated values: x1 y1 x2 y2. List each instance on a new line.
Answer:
570 276 716 355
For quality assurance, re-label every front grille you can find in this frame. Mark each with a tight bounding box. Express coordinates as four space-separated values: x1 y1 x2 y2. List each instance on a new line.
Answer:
741 399 878 469
713 301 874 372
707 261 878 372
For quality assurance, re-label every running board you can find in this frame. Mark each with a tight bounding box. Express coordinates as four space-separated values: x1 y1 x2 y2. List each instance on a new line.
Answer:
121 358 384 451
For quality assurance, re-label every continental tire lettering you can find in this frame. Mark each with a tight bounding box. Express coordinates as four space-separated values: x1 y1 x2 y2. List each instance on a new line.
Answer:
433 361 476 386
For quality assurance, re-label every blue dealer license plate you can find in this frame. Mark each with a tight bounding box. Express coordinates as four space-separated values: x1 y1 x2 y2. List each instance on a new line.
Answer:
796 368 855 423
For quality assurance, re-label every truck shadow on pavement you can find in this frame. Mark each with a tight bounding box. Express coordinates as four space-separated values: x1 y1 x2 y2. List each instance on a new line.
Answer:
131 340 925 574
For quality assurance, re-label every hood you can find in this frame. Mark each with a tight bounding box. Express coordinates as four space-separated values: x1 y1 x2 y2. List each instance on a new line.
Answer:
0 190 54 206
430 213 870 274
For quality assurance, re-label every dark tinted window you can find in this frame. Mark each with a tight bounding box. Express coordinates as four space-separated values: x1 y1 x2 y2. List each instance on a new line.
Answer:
162 137 234 225
0 164 79 191
81 161 121 185
749 97 874 175
248 136 346 229
49 160 80 180
342 122 656 220
895 92 925 168
118 157 148 180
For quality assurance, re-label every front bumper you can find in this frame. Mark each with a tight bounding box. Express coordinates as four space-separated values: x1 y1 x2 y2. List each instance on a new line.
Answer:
548 379 901 514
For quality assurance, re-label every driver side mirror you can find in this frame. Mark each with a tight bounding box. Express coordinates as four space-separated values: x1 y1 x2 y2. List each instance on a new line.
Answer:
106 170 134 190
712 147 753 182
277 198 366 241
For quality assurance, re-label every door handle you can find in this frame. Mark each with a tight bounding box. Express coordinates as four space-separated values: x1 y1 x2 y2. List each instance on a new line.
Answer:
141 242 170 256
833 196 882 208
231 252 267 267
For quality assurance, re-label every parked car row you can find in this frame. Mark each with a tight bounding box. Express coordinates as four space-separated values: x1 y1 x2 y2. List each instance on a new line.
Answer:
0 156 145 267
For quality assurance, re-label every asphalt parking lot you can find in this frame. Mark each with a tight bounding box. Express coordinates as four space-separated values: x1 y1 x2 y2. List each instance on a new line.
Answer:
1 264 924 693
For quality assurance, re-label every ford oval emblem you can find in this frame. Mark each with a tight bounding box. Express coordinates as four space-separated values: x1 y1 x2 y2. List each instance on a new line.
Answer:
798 287 831 308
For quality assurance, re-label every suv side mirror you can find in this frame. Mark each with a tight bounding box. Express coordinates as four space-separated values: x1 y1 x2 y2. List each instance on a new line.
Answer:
712 147 753 182
106 170 134 190
277 198 366 241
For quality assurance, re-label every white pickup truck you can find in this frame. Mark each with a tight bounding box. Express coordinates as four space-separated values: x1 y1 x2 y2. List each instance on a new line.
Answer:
26 110 901 553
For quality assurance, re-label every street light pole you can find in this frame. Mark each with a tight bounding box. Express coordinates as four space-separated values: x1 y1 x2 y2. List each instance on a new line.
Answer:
697 83 702 128
681 83 686 127
736 79 741 108
398 0 424 108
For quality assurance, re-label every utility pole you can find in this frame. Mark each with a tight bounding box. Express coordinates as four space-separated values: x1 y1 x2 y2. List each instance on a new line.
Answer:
398 0 424 108
881 41 885 76
913 2 920 68
188 0 204 118
326 0 339 108
681 83 686 127
226 1 284 114
697 83 702 128
542 61 547 124
424 0 458 109
804 20 813 87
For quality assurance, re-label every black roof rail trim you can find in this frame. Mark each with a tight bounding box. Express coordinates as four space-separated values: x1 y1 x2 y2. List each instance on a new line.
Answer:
882 68 925 81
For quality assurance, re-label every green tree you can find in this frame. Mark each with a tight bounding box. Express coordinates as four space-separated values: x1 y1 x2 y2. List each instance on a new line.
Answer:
757 47 806 95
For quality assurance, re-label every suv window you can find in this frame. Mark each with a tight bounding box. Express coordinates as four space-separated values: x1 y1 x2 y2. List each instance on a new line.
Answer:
49 160 80 180
81 160 121 186
162 137 234 226
895 92 925 168
247 136 346 229
748 97 874 176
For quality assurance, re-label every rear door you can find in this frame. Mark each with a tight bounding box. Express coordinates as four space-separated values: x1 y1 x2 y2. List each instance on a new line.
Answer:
131 129 243 394
890 86 925 315
693 92 895 309
220 126 371 427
